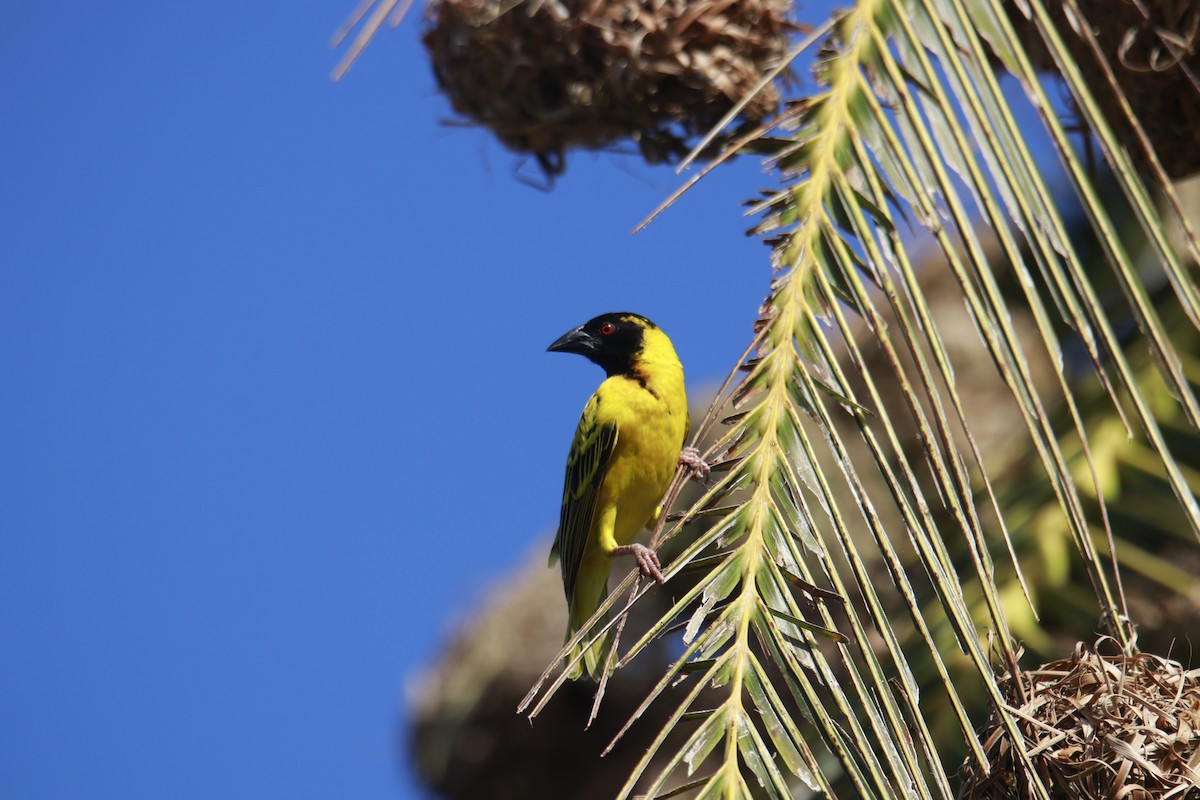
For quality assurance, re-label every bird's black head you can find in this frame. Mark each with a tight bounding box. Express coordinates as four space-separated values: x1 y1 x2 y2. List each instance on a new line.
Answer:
547 312 657 377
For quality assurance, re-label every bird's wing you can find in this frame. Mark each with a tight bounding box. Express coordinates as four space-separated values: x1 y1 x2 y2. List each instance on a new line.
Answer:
550 393 618 601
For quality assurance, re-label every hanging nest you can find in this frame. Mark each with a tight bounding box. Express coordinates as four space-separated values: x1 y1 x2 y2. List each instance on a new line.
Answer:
421 0 798 176
960 640 1200 799
1006 0 1200 180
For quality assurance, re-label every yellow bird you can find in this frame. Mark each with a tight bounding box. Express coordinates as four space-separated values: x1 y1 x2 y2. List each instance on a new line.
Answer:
547 312 706 679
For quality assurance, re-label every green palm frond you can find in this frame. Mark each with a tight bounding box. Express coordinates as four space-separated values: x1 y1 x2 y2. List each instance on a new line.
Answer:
519 0 1199 796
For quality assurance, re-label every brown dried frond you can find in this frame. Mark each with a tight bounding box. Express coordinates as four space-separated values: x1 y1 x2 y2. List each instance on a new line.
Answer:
960 639 1200 799
421 0 799 176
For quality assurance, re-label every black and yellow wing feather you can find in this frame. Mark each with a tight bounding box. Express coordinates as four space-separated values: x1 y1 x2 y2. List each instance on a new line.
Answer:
549 392 617 601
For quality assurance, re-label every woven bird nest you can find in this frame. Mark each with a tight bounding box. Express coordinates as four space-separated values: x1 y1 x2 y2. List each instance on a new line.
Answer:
960 641 1200 799
1007 0 1200 180
422 0 796 176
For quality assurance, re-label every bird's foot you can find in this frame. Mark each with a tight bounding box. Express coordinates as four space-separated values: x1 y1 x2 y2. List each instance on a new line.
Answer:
679 446 711 482
612 543 665 584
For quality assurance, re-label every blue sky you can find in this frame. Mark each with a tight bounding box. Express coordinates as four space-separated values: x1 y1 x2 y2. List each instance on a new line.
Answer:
0 3 814 797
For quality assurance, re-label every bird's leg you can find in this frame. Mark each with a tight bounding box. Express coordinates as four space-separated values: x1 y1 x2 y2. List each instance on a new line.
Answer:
612 543 665 584
679 446 711 482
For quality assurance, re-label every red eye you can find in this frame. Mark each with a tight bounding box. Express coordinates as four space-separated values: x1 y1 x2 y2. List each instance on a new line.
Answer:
599 323 615 335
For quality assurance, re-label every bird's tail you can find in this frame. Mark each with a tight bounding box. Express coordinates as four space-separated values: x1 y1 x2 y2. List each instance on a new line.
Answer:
566 569 613 681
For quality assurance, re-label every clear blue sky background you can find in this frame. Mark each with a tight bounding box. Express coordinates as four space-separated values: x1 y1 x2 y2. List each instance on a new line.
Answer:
0 3 843 798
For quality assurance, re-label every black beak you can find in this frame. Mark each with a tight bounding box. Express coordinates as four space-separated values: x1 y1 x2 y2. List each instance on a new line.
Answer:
547 325 598 356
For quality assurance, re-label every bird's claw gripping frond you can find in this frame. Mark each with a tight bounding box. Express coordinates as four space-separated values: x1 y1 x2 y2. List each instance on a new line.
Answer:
679 446 711 482
612 543 665 584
